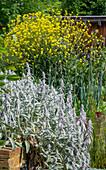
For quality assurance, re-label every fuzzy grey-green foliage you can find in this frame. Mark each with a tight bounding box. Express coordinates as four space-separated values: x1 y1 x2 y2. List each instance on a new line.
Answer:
0 64 93 169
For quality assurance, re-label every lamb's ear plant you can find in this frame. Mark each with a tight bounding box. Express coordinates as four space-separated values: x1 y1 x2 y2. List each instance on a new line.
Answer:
0 38 22 147
0 64 93 169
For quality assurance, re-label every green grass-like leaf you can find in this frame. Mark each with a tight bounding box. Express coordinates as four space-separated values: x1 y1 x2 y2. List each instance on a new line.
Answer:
0 47 8 55
25 140 30 153
8 137 15 151
0 82 5 86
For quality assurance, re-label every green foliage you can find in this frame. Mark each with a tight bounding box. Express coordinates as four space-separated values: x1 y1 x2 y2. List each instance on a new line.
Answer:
0 36 8 55
0 47 8 55
0 0 33 27
61 0 106 15
0 0 61 33
88 98 106 169
90 114 106 169
0 36 21 94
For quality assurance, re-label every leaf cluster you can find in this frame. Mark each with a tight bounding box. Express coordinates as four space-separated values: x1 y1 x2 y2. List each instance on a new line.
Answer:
61 0 106 15
0 0 61 33
0 36 21 94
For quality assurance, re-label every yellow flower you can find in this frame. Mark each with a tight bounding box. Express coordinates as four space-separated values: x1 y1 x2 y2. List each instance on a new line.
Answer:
2 27 6 30
49 49 52 54
41 50 43 55
65 10 68 16
80 58 82 62
59 60 61 63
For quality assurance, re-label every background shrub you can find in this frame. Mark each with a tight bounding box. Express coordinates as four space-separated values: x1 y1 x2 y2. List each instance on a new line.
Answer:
0 0 61 33
61 0 106 15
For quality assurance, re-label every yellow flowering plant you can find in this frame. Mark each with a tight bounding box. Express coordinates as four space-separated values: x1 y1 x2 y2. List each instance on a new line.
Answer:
2 9 104 115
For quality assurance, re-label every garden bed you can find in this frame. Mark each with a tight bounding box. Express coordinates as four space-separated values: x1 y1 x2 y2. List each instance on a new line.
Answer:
0 147 24 169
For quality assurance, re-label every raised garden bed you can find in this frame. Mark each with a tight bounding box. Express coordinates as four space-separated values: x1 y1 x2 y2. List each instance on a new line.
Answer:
0 147 24 169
